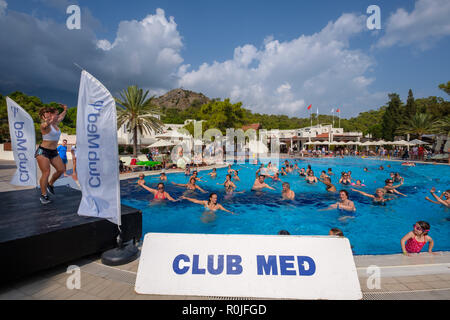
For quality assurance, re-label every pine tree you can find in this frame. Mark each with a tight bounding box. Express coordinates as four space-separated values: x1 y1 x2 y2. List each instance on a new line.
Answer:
381 93 402 140
405 89 416 119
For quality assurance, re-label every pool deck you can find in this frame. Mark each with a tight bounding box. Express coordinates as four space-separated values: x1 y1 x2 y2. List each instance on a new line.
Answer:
1 158 449 300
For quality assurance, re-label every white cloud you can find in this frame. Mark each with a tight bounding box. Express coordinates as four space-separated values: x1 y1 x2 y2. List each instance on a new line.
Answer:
376 0 450 49
0 7 183 101
0 0 7 16
178 13 385 117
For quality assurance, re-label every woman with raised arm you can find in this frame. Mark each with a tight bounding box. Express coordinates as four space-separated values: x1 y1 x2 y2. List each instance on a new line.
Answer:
351 188 394 205
425 188 450 208
171 177 208 193
35 104 68 204
181 193 235 214
137 180 177 202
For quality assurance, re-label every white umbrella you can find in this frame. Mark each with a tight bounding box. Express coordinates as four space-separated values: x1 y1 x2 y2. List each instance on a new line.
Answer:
361 141 373 146
154 130 191 139
149 140 177 148
409 139 429 145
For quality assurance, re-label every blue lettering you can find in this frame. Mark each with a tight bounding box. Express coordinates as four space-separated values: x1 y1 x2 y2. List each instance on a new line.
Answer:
279 256 296 276
257 255 278 275
19 172 29 182
297 256 316 276
192 255 206 274
87 134 100 148
226 255 242 275
89 177 100 188
207 255 224 275
173 254 190 275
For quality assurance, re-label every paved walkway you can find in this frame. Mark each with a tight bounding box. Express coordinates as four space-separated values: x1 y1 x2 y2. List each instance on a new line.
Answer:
1 251 449 300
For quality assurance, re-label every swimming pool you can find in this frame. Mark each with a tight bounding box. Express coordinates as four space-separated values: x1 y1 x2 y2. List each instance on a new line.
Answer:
120 158 450 255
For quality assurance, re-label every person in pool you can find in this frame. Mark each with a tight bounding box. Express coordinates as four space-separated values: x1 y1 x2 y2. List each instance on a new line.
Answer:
159 172 167 181
305 171 318 183
320 170 329 180
329 228 344 237
323 190 356 212
172 177 207 193
401 221 436 256
181 193 235 214
383 178 406 196
351 180 365 187
280 167 288 176
319 176 336 192
137 180 177 201
252 175 275 191
347 171 354 181
327 168 335 176
208 168 217 178
35 104 68 204
138 173 145 184
269 172 282 182
190 170 203 182
339 173 351 185
306 165 312 175
363 167 369 172
379 165 384 170
425 187 450 208
281 182 295 200
299 168 306 177
232 170 240 182
393 172 404 183
217 174 237 192
184 166 191 176
227 164 237 175
351 188 394 204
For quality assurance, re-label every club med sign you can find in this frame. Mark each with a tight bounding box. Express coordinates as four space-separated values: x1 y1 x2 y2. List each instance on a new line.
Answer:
135 233 362 300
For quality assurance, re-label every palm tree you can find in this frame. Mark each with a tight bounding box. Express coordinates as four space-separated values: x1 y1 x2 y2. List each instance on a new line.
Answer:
396 113 435 139
432 115 450 135
115 86 164 157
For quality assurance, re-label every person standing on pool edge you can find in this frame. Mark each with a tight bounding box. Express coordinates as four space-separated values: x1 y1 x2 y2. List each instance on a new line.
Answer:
57 139 68 176
35 104 67 204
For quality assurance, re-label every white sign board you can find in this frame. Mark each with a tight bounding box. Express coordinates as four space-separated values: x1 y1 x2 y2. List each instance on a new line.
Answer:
135 233 362 300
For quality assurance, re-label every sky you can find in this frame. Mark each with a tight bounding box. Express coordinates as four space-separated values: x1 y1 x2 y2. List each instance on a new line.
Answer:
0 0 449 118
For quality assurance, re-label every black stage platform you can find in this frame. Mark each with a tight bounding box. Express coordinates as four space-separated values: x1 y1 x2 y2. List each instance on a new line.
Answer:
0 186 142 285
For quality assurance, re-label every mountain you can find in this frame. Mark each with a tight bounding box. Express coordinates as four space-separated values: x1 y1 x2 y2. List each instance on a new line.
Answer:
153 88 210 110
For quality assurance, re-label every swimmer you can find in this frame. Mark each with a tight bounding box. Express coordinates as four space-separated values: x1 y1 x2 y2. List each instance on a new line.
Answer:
322 190 356 212
320 170 329 180
425 188 450 208
232 170 240 182
363 167 368 172
190 170 203 182
159 172 168 181
351 180 365 187
329 228 344 237
208 168 217 178
137 180 177 201
217 174 237 192
327 168 335 176
379 165 384 170
384 179 406 196
280 167 288 176
171 177 207 193
293 163 299 170
347 171 353 181
401 221 436 256
402 162 415 167
281 182 295 200
252 175 275 191
138 173 145 184
319 176 336 192
271 172 282 182
305 171 318 183
299 168 306 177
306 165 312 175
227 164 237 175
394 172 404 183
339 173 351 185
351 188 393 204
181 193 235 214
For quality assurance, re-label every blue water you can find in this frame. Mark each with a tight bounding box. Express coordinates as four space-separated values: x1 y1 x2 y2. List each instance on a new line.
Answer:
120 158 450 255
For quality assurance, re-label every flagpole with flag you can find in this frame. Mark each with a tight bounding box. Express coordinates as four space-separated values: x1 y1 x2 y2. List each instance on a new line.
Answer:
337 108 341 128
6 97 38 187
307 104 312 142
331 108 335 128
76 69 138 265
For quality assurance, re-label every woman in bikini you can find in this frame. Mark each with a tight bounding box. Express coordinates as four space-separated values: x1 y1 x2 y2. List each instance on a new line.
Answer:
351 188 393 204
172 177 207 193
35 104 67 204
305 170 318 184
137 180 177 201
181 193 235 214
217 174 237 193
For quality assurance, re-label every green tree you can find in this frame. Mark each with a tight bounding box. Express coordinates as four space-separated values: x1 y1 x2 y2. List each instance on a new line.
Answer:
381 93 403 140
432 115 450 135
397 113 435 139
404 89 416 119
438 81 450 95
115 86 164 157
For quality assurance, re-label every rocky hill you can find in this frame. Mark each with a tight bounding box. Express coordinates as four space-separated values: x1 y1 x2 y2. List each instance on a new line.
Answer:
153 88 210 110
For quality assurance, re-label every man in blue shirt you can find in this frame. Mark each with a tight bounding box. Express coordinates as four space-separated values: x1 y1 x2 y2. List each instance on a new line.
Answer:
57 139 68 176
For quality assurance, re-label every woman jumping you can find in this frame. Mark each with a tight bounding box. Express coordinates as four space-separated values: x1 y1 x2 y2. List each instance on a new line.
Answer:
35 104 67 204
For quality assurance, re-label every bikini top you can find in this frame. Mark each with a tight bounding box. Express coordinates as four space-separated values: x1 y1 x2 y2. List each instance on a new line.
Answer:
154 191 167 200
42 125 61 141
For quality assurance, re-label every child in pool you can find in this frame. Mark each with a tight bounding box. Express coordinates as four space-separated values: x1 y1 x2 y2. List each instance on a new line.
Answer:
400 221 436 256
351 180 365 187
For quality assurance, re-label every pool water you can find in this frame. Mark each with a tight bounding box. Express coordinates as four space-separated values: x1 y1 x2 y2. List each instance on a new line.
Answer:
120 158 450 255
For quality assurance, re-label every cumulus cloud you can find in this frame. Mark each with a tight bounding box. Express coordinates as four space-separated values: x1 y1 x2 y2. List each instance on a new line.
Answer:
0 7 183 103
178 13 384 116
376 0 450 49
